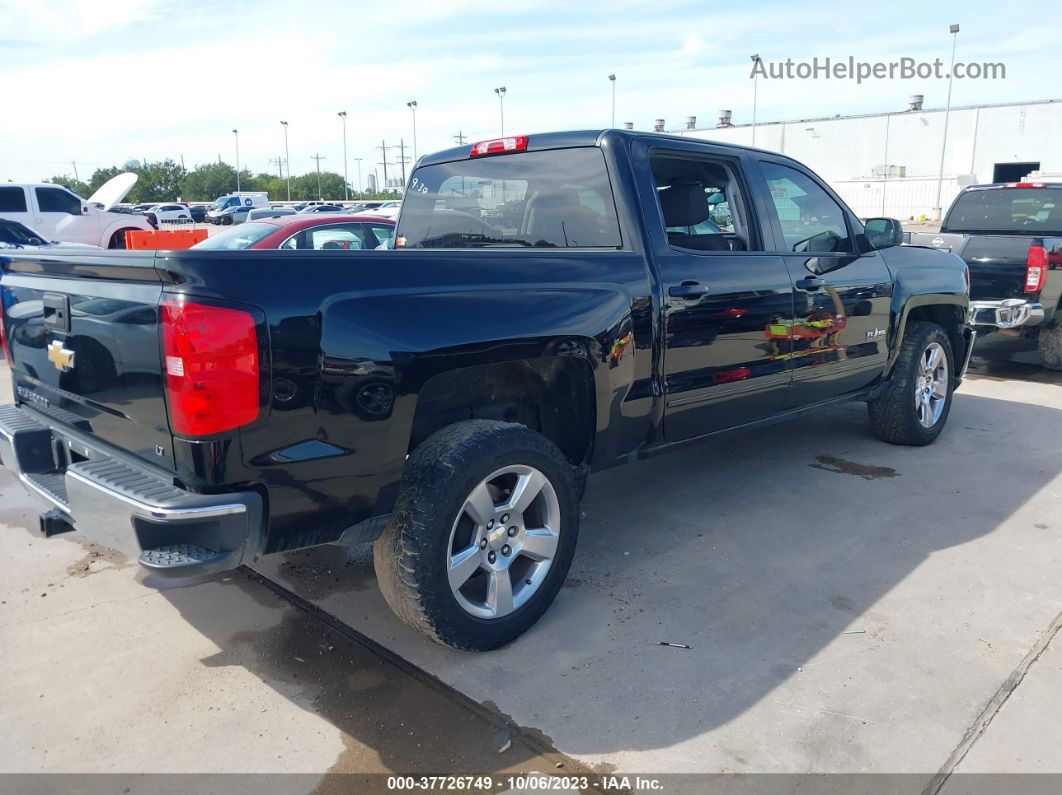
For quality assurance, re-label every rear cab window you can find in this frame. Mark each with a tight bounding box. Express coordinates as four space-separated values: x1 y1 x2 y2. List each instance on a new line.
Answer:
944 187 1062 233
396 147 621 249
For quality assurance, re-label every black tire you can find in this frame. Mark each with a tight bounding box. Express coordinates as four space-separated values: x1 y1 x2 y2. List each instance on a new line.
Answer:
1038 325 1062 371
222 216 233 225
867 321 955 446
373 420 580 651
108 230 131 249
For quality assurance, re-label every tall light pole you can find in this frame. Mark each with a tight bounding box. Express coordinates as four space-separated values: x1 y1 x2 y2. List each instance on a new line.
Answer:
608 74 616 128
338 111 349 201
354 157 363 196
232 129 240 192
934 23 961 220
403 99 416 160
494 86 507 135
280 120 291 201
750 54 761 147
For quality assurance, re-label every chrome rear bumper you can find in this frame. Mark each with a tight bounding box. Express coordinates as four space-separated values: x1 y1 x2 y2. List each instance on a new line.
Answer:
969 299 1045 329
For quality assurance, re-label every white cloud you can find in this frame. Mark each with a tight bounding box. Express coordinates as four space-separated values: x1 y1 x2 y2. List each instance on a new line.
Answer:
0 0 161 43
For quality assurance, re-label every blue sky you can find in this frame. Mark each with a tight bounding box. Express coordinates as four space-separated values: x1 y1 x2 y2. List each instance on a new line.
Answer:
2 0 1059 186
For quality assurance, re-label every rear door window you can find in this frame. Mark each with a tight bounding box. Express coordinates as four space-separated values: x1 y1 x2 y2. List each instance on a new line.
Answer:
397 147 621 248
0 187 28 212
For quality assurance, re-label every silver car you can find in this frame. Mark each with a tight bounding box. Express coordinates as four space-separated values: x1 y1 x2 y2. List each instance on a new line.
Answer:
246 207 298 222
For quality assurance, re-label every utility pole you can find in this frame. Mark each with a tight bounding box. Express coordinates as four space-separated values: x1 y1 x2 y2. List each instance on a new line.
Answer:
269 156 285 179
280 121 291 201
310 153 326 199
398 138 409 186
750 54 761 147
494 86 507 135
934 23 961 220
354 157 363 195
453 131 468 145
71 160 80 183
337 111 349 201
608 74 616 128
406 101 418 160
232 129 240 192
377 140 393 192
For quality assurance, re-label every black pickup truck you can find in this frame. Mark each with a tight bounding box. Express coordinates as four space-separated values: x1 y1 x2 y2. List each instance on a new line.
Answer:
907 182 1062 369
0 130 973 650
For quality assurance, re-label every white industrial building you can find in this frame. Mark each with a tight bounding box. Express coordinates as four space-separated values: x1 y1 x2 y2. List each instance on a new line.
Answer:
664 96 1062 221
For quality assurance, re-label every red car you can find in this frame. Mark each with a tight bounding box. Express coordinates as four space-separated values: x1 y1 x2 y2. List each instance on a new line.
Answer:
193 214 396 251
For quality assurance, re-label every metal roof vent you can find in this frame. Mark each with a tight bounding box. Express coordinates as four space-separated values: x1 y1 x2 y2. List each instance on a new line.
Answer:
622 122 634 130
653 119 665 132
685 116 697 129
717 109 733 127
908 94 924 111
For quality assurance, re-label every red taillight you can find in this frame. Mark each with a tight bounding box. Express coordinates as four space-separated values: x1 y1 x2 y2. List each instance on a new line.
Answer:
1004 182 1045 189
470 136 528 157
161 297 259 436
1026 245 1049 293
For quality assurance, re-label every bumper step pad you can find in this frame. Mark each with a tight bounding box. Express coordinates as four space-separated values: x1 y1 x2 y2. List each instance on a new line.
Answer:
139 544 235 574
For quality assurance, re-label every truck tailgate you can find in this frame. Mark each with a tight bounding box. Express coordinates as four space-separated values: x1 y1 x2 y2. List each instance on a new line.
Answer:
958 235 1037 300
1 252 174 470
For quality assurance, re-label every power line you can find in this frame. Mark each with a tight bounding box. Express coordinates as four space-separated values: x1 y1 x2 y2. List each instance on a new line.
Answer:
453 131 468 145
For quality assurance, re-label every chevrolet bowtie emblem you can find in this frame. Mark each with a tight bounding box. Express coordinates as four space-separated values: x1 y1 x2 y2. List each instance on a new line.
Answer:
47 340 75 372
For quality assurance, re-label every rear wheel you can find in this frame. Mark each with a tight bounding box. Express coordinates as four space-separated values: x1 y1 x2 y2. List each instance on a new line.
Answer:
1038 325 1062 371
373 420 580 651
867 321 955 446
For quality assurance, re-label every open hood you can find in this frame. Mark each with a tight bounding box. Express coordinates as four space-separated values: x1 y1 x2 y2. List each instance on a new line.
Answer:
86 172 138 211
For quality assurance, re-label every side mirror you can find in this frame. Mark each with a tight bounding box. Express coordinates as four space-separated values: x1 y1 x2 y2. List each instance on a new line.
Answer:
28 237 43 246
863 217 903 250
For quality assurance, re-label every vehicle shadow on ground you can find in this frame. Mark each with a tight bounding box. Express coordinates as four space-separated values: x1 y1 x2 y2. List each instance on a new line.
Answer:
154 384 1062 764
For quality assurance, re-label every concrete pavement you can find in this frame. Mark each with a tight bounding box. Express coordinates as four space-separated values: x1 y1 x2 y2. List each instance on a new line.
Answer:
0 335 1060 787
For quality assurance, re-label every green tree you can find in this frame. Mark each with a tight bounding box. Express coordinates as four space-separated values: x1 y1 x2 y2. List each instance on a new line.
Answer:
181 162 238 201
45 174 90 197
87 166 123 194
290 171 348 201
127 159 186 203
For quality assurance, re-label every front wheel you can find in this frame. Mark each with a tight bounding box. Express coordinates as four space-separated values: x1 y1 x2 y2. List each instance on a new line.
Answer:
374 420 580 651
867 321 955 445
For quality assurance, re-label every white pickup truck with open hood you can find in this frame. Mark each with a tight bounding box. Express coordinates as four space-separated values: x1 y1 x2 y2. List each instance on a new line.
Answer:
0 172 154 248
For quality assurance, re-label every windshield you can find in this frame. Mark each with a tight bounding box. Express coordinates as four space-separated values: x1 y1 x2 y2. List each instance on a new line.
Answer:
944 187 1062 234
212 197 237 210
0 219 46 246
397 147 621 249
193 222 277 250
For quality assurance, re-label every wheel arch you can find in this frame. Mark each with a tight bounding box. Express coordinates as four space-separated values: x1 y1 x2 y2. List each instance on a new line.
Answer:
888 296 968 379
407 354 598 468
